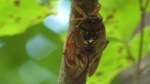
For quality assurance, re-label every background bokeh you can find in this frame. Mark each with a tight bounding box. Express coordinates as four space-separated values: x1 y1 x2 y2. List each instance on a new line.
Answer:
0 0 150 84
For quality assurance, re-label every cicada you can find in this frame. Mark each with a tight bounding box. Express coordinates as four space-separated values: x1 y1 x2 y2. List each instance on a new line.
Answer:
64 0 109 78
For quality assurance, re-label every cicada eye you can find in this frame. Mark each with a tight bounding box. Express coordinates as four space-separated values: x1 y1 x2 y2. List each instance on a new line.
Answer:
94 17 96 19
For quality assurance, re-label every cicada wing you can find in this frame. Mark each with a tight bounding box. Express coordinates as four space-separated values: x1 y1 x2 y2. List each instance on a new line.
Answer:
88 27 109 77
64 27 87 78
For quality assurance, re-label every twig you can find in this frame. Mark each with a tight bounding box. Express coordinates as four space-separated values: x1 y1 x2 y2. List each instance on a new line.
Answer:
145 0 149 10
134 0 149 84
141 62 150 73
137 0 149 71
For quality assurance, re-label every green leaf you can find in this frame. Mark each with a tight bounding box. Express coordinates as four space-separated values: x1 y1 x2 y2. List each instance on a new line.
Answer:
87 39 130 84
130 26 150 60
0 0 59 36
87 0 150 84
100 0 141 42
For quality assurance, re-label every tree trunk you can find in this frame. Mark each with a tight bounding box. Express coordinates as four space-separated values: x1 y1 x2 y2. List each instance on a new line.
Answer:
58 0 99 84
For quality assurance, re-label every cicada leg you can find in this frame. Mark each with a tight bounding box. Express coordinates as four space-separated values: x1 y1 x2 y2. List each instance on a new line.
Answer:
71 13 82 22
91 0 102 15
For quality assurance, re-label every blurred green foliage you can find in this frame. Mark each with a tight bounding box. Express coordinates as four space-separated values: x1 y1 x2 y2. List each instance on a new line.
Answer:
86 0 150 84
0 0 150 84
0 22 64 84
0 0 62 84
0 0 56 36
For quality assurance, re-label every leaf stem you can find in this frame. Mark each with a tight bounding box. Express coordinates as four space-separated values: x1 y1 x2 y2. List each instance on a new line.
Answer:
126 43 136 65
134 0 149 84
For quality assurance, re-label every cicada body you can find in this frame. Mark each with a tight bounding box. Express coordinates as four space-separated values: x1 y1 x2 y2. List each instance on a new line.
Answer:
64 26 87 78
64 0 109 78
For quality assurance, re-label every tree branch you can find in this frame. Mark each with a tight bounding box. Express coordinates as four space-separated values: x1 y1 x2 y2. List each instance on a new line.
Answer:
137 0 144 73
134 0 149 84
58 0 99 84
141 62 150 73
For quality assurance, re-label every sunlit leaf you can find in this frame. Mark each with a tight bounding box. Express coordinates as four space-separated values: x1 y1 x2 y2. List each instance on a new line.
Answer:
87 0 150 84
0 0 60 36
101 0 141 42
130 26 150 60
87 39 130 84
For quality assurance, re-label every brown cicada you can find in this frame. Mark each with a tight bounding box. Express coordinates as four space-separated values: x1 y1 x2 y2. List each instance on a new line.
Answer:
64 0 109 78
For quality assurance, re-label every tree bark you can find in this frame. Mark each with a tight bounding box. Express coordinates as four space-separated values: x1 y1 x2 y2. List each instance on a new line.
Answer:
58 0 99 84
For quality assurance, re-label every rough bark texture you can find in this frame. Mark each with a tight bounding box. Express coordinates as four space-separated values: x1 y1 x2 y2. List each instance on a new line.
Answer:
58 0 99 84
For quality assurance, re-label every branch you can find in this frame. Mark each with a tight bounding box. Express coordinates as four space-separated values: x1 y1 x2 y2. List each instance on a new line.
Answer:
134 0 149 84
137 0 144 73
137 0 149 72
58 0 99 84
144 0 149 11
141 62 150 73
137 0 149 70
